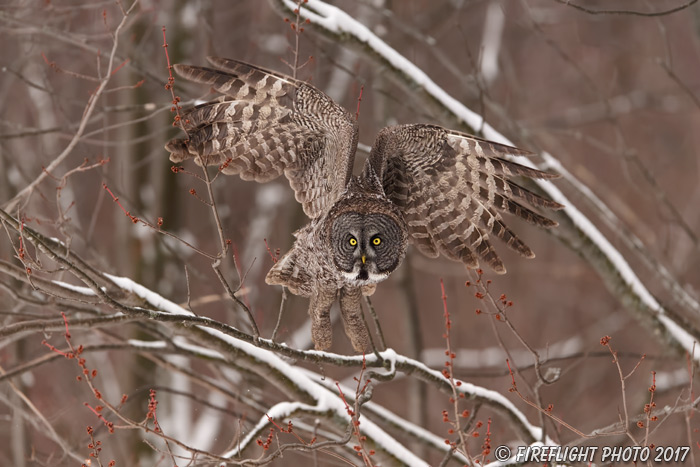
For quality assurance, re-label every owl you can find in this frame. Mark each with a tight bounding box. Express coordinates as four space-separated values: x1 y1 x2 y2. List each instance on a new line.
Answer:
165 57 563 352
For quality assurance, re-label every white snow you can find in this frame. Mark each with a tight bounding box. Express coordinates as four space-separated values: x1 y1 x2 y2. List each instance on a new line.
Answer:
51 280 96 296
104 272 190 316
48 237 67 246
126 339 168 349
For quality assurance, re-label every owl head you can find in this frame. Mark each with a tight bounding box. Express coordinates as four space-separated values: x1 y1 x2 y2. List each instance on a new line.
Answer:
324 177 408 286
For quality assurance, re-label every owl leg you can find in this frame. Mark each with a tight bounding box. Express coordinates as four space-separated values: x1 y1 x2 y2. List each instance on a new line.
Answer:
309 288 337 351
339 286 371 353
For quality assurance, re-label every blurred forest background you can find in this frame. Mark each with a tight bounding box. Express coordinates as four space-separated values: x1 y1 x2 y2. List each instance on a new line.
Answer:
1 0 700 465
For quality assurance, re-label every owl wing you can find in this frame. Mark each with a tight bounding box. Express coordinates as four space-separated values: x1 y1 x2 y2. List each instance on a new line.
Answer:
365 124 563 274
165 57 358 219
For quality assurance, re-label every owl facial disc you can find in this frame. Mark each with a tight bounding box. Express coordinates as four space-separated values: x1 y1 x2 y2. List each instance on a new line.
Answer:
330 211 406 286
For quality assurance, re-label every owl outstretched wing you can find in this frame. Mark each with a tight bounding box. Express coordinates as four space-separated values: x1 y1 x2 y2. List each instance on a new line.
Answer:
165 57 358 219
365 124 563 274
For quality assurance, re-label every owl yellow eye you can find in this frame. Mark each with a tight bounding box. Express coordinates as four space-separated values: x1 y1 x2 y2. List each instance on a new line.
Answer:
372 237 381 246
349 237 358 246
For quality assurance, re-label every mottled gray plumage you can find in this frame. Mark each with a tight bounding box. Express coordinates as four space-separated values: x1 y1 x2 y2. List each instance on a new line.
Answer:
166 58 563 352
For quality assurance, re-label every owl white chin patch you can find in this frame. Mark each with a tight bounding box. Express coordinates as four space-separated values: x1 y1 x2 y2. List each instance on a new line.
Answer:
341 271 357 282
367 271 389 283
341 270 388 286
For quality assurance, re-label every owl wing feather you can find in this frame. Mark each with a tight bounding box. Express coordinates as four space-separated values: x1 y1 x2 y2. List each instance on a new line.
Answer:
165 58 358 219
265 246 314 297
366 124 563 274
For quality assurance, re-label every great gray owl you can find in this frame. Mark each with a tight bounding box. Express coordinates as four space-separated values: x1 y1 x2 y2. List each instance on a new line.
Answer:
165 57 563 352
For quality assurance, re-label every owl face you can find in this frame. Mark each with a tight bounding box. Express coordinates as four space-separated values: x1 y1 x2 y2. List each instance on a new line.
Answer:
329 212 406 285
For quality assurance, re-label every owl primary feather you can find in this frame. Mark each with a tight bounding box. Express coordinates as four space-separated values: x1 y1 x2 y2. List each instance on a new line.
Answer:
165 57 563 352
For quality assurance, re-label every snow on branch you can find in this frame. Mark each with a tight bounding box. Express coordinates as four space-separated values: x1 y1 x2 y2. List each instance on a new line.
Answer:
99 271 552 459
103 272 427 464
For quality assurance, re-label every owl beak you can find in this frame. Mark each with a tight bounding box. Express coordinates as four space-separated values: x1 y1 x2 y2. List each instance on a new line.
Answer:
361 255 366 265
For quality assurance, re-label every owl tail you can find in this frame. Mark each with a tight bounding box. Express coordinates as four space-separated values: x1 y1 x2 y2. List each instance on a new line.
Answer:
265 247 313 297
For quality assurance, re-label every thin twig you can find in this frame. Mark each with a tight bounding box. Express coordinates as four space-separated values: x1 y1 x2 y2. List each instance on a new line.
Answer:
271 286 288 342
554 0 697 17
211 261 260 339
363 295 386 352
